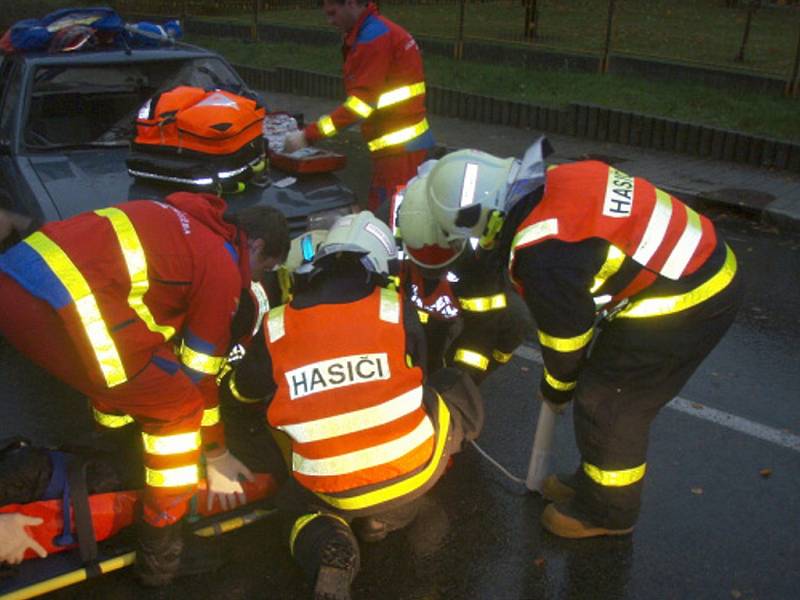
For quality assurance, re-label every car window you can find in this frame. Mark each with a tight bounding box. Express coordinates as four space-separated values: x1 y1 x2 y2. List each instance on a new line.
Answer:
0 60 21 144
24 57 249 150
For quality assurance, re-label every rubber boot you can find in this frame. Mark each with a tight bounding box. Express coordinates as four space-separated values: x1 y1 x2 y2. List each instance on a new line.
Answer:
134 520 224 587
541 472 579 504
292 514 360 600
541 502 634 539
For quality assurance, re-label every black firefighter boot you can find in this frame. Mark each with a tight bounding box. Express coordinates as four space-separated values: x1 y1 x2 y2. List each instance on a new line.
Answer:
292 514 360 600
134 520 224 587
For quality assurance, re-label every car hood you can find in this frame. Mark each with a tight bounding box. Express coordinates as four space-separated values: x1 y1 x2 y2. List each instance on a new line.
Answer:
25 147 357 235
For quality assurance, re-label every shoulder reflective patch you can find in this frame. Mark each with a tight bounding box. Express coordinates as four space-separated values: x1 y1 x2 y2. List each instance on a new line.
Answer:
602 167 635 218
285 352 390 400
379 288 400 323
357 15 389 44
268 305 286 342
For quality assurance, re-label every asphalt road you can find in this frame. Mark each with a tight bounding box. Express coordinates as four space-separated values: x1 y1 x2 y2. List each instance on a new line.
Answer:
2 138 799 600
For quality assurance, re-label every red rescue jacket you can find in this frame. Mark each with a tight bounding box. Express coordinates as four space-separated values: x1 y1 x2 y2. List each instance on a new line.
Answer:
0 193 251 447
303 3 433 158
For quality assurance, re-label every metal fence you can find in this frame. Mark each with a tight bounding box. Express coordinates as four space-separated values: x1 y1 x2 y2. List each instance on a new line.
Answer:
5 1 800 94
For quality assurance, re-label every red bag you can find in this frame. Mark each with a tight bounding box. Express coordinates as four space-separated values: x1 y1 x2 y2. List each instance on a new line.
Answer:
127 86 266 192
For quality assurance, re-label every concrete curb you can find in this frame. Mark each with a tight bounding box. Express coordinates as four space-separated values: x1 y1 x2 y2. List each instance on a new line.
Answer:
235 64 800 175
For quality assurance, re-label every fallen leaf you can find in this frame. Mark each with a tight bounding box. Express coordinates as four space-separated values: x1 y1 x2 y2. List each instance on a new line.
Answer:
691 402 704 410
691 487 703 495
521 366 529 372
533 557 546 568
731 591 742 599
759 468 772 478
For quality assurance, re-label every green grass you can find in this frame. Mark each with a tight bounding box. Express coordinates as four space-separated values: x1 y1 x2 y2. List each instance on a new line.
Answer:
188 33 800 142
171 0 800 76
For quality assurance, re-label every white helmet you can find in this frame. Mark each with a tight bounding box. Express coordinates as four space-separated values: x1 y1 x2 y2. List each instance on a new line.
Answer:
397 175 466 269
423 137 551 245
313 211 398 276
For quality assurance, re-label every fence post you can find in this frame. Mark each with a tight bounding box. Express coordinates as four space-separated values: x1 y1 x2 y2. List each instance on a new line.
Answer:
252 0 259 42
735 0 760 63
524 0 539 42
600 0 616 74
787 22 800 97
454 0 466 60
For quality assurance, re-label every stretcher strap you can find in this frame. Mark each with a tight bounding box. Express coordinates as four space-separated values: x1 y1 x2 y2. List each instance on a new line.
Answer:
67 458 101 577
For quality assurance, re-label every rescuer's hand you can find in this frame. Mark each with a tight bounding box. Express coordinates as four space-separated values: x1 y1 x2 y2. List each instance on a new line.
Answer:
283 130 308 153
0 513 47 564
205 450 255 512
537 389 569 415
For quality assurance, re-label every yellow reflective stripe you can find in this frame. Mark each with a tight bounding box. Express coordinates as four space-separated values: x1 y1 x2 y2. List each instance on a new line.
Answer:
660 206 703 280
317 115 336 137
229 372 262 404
314 394 450 510
179 341 226 375
145 464 198 488
376 82 426 109
379 288 400 324
293 415 434 476
508 218 559 273
25 232 126 387
544 367 576 391
202 406 220 427
95 208 175 341
367 118 429 152
538 327 594 353
279 387 423 444
459 293 507 312
590 245 626 293
492 349 513 363
454 348 489 371
583 462 646 487
618 245 737 318
417 310 430 324
289 512 348 557
632 189 673 266
141 431 201 456
344 95 374 118
93 408 134 428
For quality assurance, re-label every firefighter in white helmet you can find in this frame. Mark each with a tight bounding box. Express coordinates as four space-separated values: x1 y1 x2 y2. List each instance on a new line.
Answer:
394 174 533 384
220 211 483 598
399 137 742 539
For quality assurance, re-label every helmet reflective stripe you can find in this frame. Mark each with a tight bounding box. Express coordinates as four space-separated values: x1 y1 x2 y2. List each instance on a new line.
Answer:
460 163 480 207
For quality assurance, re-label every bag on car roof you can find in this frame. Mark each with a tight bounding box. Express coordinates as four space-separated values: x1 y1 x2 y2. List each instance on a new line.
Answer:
126 86 267 193
0 7 124 53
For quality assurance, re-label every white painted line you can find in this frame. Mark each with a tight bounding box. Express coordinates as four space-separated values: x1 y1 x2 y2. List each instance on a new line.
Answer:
513 345 800 453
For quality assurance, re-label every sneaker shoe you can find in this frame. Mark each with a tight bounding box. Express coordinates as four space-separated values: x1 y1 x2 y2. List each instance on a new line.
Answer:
540 503 634 539
541 473 577 504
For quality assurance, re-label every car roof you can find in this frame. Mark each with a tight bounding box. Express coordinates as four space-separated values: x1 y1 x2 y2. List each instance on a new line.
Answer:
7 42 220 67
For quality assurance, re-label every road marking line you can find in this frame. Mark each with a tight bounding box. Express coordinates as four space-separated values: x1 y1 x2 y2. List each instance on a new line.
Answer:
514 345 800 453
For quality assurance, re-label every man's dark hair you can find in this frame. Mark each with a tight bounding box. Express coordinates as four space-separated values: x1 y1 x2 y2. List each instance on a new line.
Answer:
230 205 290 262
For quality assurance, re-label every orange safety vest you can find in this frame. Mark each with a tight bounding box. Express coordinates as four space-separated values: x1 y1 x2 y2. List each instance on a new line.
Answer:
509 161 723 313
264 287 432 495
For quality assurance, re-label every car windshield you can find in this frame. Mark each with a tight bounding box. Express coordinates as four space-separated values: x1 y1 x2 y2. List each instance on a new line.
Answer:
24 57 249 150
